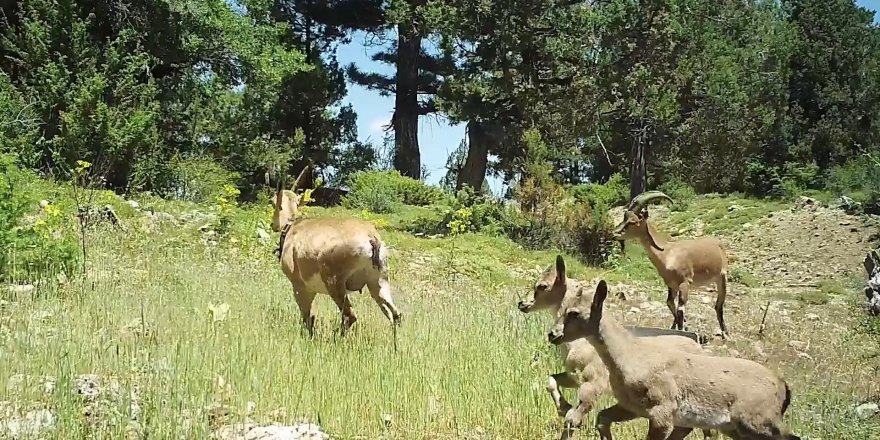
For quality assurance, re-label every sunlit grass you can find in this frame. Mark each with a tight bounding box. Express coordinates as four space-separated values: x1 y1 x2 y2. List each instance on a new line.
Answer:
1 193 879 439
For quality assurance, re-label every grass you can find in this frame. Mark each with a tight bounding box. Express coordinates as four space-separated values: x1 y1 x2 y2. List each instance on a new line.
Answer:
2 187 880 439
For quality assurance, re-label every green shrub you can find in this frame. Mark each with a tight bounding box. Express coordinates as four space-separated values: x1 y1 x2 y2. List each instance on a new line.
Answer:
343 170 447 213
157 156 241 204
509 163 617 266
407 186 508 236
0 154 79 283
658 177 697 211
828 155 880 203
745 160 783 197
779 162 822 200
569 173 629 210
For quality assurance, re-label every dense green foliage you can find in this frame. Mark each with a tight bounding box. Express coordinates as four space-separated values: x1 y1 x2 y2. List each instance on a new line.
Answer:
0 154 78 282
3 0 880 269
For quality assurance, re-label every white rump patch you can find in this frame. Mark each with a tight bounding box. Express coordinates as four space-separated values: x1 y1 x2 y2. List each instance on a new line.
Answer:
673 403 731 429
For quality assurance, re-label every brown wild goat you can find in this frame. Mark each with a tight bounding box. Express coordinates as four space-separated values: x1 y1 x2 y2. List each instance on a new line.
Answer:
518 256 712 440
614 191 730 337
272 164 402 334
548 280 798 440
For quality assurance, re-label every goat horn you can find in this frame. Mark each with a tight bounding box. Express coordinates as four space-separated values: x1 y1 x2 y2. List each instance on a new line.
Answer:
276 166 285 193
291 160 312 191
626 191 674 214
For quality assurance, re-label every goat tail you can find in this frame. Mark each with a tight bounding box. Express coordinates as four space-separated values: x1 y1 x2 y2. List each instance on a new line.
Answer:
781 381 792 415
369 236 384 271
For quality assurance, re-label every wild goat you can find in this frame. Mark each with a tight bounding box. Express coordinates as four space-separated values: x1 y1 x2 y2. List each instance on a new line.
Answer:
614 191 730 337
518 256 711 439
548 280 798 440
272 164 402 334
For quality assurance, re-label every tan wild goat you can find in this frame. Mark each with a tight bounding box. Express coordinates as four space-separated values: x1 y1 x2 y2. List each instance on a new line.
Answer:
548 280 798 440
518 256 711 440
614 191 730 337
272 164 402 335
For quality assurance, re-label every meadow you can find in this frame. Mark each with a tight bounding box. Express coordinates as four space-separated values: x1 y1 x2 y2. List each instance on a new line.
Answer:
2 181 880 439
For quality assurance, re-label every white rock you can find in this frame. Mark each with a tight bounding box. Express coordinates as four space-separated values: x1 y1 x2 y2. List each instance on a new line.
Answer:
256 228 271 243
39 200 50 208
7 284 34 296
627 307 641 314
805 313 820 321
788 340 807 351
854 402 880 420
127 200 141 210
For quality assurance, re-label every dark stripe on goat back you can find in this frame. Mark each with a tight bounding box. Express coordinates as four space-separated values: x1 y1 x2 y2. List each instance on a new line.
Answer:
624 325 700 343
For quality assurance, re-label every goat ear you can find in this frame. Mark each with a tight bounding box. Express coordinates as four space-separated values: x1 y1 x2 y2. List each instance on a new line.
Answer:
591 280 608 320
555 255 566 284
643 220 665 252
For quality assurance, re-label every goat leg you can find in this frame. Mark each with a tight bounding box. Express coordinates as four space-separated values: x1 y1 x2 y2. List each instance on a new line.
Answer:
560 380 605 439
292 284 316 337
716 274 729 338
547 372 576 417
666 287 678 329
676 282 690 331
596 404 637 440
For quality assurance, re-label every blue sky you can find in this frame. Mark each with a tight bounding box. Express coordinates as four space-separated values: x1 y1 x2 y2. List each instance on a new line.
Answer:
335 1 880 188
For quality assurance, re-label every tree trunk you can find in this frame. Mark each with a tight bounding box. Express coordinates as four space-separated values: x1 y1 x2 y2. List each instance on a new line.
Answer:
392 20 421 179
629 124 648 200
456 120 490 192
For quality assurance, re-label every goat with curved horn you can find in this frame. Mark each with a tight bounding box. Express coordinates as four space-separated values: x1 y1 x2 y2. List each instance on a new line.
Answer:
615 191 731 337
272 158 402 336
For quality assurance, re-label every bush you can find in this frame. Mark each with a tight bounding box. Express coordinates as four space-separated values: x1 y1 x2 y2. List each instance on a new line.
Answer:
343 170 447 213
0 154 79 282
407 186 508 236
157 156 241 204
744 160 783 197
658 176 697 211
828 155 880 203
779 162 822 200
506 129 619 265
569 173 629 210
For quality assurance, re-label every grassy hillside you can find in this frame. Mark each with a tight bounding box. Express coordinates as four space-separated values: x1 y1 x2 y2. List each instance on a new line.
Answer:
2 178 880 439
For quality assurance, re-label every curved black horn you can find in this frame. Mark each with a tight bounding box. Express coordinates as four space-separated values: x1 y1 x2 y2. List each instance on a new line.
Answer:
626 191 674 214
290 160 312 191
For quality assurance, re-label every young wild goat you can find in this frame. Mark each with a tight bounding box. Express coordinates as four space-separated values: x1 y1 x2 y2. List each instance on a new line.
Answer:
614 191 730 337
272 163 402 335
518 256 712 440
548 280 798 440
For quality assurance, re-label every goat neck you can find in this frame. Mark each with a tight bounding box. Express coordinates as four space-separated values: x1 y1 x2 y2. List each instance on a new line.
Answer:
637 219 670 265
588 316 643 378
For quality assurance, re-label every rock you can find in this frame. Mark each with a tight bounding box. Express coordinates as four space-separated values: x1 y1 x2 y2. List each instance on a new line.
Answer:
213 422 329 440
796 196 817 209
127 200 141 210
834 196 862 214
627 307 641 315
39 200 50 208
0 408 56 438
728 204 743 212
700 296 712 305
256 228 271 243
797 352 813 361
805 313 820 321
6 284 34 296
788 340 807 350
854 402 880 420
